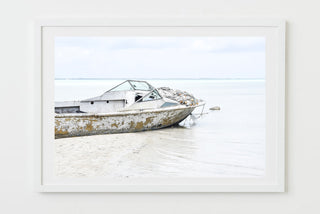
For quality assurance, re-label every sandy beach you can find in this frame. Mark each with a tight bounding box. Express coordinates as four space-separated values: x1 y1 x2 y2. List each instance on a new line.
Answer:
55 79 265 178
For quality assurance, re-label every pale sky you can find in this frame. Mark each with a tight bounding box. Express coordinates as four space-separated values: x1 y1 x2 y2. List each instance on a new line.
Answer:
55 37 265 79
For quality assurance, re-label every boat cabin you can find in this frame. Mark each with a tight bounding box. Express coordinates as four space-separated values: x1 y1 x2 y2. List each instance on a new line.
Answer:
55 80 179 114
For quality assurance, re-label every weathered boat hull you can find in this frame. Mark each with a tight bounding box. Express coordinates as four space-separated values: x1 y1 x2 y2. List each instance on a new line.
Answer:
55 105 197 139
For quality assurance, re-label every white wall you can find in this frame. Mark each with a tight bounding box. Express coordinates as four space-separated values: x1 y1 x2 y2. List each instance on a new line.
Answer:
0 0 319 213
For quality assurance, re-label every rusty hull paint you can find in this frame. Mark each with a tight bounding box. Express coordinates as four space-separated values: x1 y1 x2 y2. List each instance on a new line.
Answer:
55 105 196 139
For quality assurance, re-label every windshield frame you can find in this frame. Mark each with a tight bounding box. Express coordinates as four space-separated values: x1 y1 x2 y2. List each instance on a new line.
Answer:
135 88 163 103
107 80 154 92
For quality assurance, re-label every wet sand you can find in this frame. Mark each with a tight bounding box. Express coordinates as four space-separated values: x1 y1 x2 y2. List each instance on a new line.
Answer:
55 80 265 178
55 113 264 178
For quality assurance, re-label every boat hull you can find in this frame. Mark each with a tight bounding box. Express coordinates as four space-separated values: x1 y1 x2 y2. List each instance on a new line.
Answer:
55 105 197 139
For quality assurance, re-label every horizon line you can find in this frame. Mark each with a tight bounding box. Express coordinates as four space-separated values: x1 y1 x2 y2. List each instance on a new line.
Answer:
55 78 265 80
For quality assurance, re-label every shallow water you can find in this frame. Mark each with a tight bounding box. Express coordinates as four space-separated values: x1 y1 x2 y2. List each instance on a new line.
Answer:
55 79 265 178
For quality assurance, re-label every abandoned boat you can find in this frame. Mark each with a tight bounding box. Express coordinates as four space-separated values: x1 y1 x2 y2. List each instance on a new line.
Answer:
55 80 204 138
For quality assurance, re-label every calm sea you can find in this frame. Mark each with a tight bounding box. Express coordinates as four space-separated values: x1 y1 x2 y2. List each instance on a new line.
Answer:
54 79 265 178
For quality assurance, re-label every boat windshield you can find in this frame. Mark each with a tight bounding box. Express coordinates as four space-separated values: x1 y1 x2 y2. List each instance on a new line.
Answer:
110 81 134 91
109 80 153 92
137 89 162 102
129 81 153 91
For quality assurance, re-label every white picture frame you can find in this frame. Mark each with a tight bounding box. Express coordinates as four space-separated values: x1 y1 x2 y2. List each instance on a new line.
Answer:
34 18 286 192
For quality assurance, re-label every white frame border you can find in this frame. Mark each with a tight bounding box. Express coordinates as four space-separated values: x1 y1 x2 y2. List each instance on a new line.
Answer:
34 18 286 192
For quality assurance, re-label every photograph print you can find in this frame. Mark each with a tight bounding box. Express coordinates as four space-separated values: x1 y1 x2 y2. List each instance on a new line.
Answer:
54 36 266 178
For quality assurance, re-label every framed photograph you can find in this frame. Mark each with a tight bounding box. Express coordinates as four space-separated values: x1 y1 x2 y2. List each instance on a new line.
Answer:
34 18 285 192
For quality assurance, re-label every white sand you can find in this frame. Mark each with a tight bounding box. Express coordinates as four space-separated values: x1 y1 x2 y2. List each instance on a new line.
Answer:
55 80 265 178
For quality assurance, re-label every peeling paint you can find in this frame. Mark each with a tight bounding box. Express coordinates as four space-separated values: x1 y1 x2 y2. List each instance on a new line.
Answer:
55 104 201 139
144 117 153 125
129 121 135 129
111 123 118 128
85 122 93 131
135 121 144 130
55 127 69 136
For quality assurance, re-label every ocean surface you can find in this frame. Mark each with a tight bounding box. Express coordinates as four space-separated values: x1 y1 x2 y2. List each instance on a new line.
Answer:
54 79 265 178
